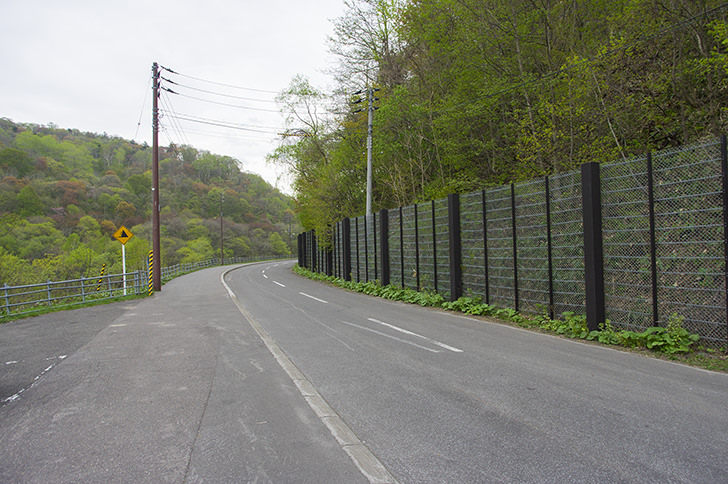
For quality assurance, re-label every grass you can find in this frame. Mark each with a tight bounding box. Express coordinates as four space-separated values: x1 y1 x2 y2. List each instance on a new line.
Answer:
0 293 148 324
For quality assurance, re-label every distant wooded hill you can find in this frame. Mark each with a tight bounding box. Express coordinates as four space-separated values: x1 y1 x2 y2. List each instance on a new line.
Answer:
0 118 299 285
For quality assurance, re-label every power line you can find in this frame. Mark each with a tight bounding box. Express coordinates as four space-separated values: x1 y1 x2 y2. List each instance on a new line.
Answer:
161 77 279 104
134 74 152 140
159 91 190 146
179 126 276 143
159 111 282 131
159 65 281 94
163 88 288 113
165 112 281 134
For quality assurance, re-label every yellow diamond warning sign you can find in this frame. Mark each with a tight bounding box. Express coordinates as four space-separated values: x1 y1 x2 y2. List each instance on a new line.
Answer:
113 225 134 245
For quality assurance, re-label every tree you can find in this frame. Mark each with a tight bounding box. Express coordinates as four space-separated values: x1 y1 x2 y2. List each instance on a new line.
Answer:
0 147 34 177
17 185 43 217
268 232 291 255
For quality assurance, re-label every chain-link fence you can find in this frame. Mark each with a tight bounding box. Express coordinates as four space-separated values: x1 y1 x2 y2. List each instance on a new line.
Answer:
301 137 728 348
601 139 727 345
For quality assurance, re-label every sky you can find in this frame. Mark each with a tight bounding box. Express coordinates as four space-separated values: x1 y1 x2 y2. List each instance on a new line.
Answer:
0 0 349 193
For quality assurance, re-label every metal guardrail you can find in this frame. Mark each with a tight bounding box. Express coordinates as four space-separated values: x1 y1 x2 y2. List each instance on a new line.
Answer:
1 255 288 319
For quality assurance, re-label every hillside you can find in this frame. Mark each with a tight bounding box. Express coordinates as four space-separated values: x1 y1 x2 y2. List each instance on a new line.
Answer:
0 118 300 286
272 0 728 236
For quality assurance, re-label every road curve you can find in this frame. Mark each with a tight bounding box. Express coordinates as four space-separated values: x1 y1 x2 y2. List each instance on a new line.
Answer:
227 260 728 484
2 260 727 483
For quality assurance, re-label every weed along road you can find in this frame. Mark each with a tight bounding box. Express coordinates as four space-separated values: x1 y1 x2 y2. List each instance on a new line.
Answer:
1 261 727 483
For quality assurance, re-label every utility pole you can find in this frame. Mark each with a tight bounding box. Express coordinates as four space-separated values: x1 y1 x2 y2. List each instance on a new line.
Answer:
353 87 378 216
220 192 224 264
366 87 374 217
151 62 161 291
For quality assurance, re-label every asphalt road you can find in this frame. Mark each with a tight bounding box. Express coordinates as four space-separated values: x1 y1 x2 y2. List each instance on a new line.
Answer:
1 260 727 483
227 261 728 483
0 262 370 484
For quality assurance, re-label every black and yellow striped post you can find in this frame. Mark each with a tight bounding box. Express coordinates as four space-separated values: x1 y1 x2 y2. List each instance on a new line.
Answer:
96 263 106 291
148 250 154 296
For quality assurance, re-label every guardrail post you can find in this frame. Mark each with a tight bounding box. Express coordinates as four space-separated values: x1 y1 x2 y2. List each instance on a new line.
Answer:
379 209 390 286
3 283 9 315
46 279 52 307
581 162 605 332
448 193 463 301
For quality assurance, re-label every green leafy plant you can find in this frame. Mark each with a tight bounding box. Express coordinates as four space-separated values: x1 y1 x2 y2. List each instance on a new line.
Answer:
293 266 703 357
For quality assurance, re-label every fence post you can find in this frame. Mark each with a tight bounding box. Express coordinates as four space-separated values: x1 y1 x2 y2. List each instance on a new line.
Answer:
511 184 519 312
647 152 659 326
312 230 317 273
343 218 352 281
355 218 360 282
373 212 378 281
721 134 728 350
379 209 390 286
298 233 304 267
448 193 463 301
399 207 405 288
545 177 555 320
364 216 369 282
415 204 421 291
326 225 333 277
482 190 490 304
326 247 333 277
581 162 605 332
432 200 438 294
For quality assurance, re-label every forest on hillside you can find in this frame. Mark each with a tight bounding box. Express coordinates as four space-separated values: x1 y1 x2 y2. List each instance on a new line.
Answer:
270 0 728 236
0 118 300 286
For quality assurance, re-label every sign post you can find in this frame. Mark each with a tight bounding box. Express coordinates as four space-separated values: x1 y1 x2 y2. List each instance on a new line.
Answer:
113 226 134 295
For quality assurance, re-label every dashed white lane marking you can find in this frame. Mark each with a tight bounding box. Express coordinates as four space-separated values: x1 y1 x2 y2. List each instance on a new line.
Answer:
339 320 441 353
221 270 399 484
2 355 68 404
368 318 464 353
299 292 328 304
273 281 286 287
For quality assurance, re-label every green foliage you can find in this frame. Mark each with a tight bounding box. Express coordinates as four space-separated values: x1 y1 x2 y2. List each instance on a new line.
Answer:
293 265 702 357
0 118 301 285
280 0 728 229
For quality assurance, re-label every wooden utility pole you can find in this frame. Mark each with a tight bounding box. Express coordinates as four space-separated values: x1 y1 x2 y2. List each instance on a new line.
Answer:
220 192 224 264
151 62 161 291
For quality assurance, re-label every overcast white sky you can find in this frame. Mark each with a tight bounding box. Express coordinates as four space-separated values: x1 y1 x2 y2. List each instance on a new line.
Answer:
1 0 349 193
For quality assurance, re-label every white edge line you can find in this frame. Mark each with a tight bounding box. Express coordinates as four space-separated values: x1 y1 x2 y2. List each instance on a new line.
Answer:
368 318 463 353
221 269 399 484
